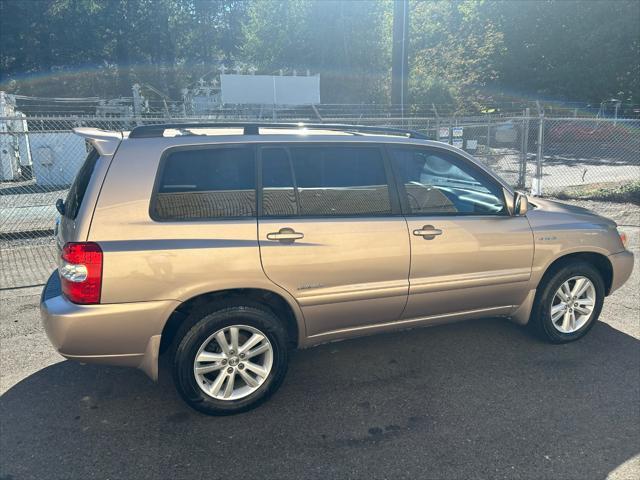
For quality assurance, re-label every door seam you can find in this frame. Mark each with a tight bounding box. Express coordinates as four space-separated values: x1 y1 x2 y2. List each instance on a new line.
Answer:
398 214 412 319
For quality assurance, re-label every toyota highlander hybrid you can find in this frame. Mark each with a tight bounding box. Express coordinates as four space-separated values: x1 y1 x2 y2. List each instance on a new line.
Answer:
40 123 633 415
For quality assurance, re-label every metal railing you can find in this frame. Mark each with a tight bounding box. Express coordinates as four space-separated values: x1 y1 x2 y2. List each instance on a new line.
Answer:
1 112 639 289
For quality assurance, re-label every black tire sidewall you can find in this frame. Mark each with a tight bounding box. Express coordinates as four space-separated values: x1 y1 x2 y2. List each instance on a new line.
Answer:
173 306 288 415
533 262 605 343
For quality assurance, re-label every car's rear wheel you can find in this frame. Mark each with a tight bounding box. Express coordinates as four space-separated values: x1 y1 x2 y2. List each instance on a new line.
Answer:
530 261 605 343
173 304 288 415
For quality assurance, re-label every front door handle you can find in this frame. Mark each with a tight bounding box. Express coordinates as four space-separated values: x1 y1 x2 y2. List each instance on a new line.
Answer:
266 227 304 243
413 225 443 239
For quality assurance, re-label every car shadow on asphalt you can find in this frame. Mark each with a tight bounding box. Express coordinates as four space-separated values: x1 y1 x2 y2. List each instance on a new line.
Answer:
1 318 638 480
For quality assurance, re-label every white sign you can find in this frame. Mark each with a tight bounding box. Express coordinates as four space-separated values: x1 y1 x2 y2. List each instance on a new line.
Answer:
452 126 464 137
438 127 450 139
466 139 478 150
452 139 464 149
220 74 321 105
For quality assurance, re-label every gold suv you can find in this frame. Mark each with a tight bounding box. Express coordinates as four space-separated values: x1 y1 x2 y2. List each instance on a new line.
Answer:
40 123 634 415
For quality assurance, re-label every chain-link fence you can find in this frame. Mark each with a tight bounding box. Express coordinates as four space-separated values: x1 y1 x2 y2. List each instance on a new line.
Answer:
1 113 639 289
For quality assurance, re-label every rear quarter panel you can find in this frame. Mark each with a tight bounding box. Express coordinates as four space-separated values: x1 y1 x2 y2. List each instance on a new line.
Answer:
88 139 292 308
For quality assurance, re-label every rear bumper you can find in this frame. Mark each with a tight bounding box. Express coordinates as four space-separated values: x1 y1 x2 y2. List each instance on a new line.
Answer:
609 250 634 294
40 271 179 381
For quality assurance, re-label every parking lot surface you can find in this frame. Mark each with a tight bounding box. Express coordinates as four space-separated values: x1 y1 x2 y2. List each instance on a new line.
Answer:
1 228 638 480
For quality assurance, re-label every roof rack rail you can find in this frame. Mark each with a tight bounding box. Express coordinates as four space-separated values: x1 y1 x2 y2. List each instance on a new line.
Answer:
128 122 429 140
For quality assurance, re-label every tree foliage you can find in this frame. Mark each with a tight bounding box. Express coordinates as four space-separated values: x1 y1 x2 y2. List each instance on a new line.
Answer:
409 0 504 108
0 0 247 97
489 0 640 104
0 0 638 105
243 0 391 103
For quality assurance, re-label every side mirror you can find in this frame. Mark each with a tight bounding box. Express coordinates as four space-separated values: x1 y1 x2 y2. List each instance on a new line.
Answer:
514 191 529 216
55 198 66 216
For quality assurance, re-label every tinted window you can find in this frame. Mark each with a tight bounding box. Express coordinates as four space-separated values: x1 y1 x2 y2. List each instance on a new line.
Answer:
262 148 297 216
65 147 99 220
261 146 392 217
153 147 255 220
389 147 505 215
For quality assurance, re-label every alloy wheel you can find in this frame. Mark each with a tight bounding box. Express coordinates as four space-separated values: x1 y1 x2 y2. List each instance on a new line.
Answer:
550 276 597 334
193 325 274 400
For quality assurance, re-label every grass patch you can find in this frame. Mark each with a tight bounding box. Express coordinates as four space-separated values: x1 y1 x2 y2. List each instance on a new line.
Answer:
555 181 640 204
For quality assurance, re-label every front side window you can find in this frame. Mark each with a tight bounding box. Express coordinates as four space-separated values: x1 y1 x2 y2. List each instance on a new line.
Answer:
389 147 506 215
261 145 392 217
152 147 255 220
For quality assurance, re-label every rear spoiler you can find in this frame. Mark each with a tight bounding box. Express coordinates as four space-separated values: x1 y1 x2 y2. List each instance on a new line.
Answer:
72 128 122 156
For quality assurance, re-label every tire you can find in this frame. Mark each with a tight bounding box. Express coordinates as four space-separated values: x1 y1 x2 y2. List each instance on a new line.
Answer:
173 303 289 415
529 261 605 343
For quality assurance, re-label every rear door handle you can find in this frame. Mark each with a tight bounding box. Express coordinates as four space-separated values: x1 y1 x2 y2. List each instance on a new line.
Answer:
413 225 443 239
266 227 304 243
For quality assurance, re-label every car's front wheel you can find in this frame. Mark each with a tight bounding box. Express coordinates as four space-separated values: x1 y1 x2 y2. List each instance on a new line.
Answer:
530 261 605 343
173 304 289 415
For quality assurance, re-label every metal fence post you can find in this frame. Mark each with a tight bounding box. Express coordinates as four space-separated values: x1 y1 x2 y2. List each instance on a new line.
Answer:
0 91 8 116
132 84 143 125
432 103 439 141
534 104 545 196
518 108 530 189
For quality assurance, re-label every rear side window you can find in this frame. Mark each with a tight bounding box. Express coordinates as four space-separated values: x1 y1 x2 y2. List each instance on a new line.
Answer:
152 147 256 220
261 145 392 217
64 147 99 220
262 148 298 216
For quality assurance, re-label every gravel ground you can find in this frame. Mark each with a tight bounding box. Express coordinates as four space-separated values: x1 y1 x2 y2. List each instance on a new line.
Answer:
0 206 638 480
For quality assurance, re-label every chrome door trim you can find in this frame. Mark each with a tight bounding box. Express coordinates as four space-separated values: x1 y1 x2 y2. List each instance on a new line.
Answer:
296 281 409 307
409 269 532 295
306 305 513 341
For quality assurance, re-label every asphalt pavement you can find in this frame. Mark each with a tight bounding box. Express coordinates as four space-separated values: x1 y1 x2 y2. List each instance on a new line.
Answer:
1 229 638 480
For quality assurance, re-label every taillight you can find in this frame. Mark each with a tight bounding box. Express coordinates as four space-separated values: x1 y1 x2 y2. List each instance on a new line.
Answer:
59 242 103 304
618 229 628 249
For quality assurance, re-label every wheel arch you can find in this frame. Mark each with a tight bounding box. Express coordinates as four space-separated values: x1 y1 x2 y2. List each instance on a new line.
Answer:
160 288 303 354
539 251 613 295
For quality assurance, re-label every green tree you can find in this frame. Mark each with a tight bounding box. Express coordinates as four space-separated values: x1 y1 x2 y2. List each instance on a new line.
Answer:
243 0 392 103
1 0 638 106
489 0 640 104
0 0 247 97
408 0 504 111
